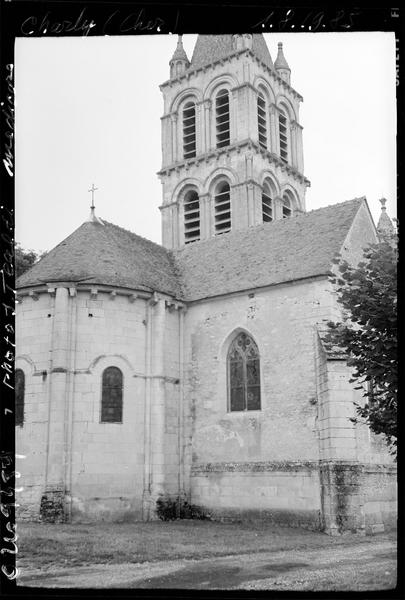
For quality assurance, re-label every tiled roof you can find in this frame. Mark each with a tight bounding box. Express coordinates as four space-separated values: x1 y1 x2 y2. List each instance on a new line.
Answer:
17 199 365 303
174 199 365 301
16 220 180 297
190 34 274 70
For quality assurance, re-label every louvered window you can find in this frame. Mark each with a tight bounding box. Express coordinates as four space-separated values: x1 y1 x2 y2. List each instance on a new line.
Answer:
228 332 261 412
184 190 200 244
262 185 273 222
101 367 123 423
183 101 196 159
216 90 230 148
257 93 268 149
15 369 25 427
282 197 292 218
214 181 231 234
279 109 288 163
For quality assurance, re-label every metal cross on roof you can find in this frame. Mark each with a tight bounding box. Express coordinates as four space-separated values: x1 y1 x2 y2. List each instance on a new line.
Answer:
88 183 98 209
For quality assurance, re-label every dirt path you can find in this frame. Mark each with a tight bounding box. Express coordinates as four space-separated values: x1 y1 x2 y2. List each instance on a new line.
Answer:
18 538 396 591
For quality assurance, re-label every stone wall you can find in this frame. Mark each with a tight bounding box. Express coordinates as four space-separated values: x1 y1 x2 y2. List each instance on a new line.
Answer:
191 461 322 529
16 287 183 522
183 277 334 519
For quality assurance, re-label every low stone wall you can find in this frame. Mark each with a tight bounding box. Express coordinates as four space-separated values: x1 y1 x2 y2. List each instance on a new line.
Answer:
190 461 323 530
320 461 397 535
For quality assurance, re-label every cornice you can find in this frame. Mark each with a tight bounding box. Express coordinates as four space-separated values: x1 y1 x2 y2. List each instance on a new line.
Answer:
158 139 310 187
160 49 303 103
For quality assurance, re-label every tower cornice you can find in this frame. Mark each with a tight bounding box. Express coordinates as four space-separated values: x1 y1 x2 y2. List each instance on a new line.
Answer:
160 49 303 102
157 138 310 187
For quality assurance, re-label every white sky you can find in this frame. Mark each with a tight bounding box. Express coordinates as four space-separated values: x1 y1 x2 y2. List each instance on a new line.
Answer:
15 32 397 253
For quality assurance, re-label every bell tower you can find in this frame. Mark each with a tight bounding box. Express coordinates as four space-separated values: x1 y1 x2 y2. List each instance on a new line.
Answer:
158 34 310 249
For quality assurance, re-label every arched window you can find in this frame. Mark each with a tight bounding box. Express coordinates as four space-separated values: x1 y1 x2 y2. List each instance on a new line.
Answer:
184 190 200 244
279 108 289 163
183 101 196 159
214 181 231 234
282 196 292 218
257 92 268 150
228 332 261 412
101 367 123 423
262 182 273 222
215 89 230 148
15 369 25 427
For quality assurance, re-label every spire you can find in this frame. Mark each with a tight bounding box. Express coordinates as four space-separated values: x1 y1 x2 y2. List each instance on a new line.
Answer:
376 197 394 240
169 35 190 78
274 42 291 84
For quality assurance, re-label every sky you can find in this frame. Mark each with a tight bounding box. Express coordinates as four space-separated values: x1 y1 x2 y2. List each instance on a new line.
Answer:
15 32 397 253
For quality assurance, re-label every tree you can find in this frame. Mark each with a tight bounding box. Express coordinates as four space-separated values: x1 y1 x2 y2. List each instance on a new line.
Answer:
325 234 397 455
15 243 46 278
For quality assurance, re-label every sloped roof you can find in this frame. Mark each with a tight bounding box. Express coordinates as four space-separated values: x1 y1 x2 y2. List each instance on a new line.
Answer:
175 198 365 301
190 34 274 70
18 198 366 303
16 220 180 297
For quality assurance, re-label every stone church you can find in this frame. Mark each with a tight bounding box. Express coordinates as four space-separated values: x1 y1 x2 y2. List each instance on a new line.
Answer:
16 34 396 534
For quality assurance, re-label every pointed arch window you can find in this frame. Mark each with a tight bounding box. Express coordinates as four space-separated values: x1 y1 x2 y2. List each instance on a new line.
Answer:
262 182 273 222
214 181 231 234
101 367 123 423
216 89 230 148
184 190 200 244
183 101 196 159
282 196 292 218
15 369 25 427
257 92 268 150
279 108 289 163
228 332 261 412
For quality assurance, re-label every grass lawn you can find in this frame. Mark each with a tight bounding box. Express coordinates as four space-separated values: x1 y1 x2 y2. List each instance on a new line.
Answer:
17 520 396 568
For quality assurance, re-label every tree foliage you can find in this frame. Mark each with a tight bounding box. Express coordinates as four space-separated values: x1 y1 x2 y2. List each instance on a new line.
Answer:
15 243 46 278
326 234 397 455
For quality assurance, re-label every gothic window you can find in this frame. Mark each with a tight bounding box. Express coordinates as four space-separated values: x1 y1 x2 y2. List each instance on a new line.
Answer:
279 108 289 163
183 101 196 159
228 332 261 412
214 181 231 234
184 190 200 244
101 367 123 423
257 92 268 150
282 196 292 218
15 369 25 427
216 89 230 148
262 182 273 222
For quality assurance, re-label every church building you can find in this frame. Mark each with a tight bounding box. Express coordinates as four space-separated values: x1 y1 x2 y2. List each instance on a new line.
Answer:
16 34 396 535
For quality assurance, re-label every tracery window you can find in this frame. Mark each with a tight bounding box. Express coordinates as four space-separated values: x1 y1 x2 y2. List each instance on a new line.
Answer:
282 196 292 218
214 181 231 234
216 89 230 148
262 182 273 222
183 101 196 159
184 190 200 244
15 369 25 427
279 108 289 163
228 332 261 412
257 92 268 150
101 367 123 423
